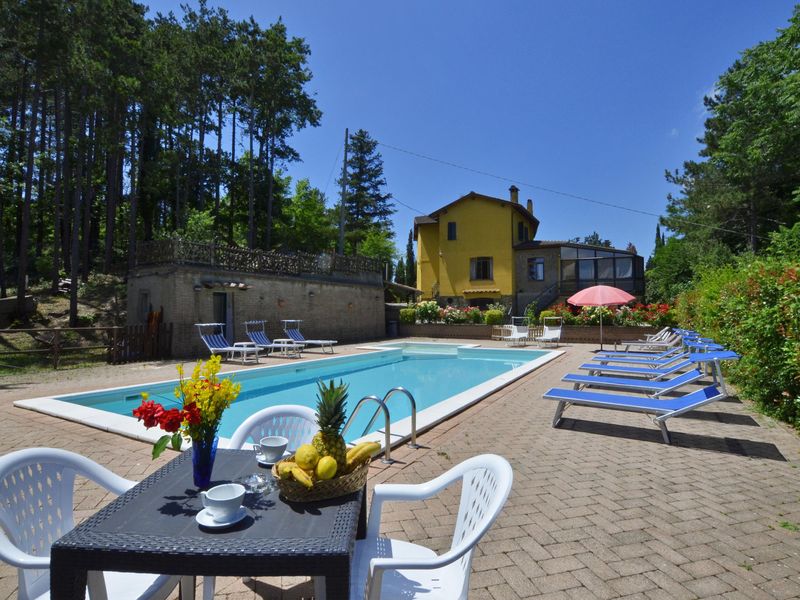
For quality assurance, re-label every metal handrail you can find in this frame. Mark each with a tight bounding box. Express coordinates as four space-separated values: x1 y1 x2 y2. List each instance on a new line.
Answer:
363 387 419 449
341 395 394 463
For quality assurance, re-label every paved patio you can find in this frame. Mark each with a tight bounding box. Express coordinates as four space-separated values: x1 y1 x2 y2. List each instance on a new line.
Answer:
2 340 800 599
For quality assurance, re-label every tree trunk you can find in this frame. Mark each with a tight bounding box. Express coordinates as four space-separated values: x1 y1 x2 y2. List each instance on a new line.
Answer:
215 97 223 228
61 90 73 274
69 89 87 327
51 88 63 293
80 112 97 282
0 68 21 298
35 94 48 258
104 94 120 272
247 95 255 249
228 102 236 244
127 107 143 273
197 107 206 209
265 128 274 250
16 70 41 320
14 68 29 263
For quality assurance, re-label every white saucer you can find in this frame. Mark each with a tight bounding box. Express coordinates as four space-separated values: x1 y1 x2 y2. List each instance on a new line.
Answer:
196 507 248 529
256 450 291 466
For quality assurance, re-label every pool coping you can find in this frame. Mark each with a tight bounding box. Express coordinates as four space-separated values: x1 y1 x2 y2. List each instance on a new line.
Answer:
14 344 564 452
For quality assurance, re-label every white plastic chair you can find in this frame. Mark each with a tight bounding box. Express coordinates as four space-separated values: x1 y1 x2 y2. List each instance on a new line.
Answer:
350 454 513 600
207 405 318 600
226 404 317 452
535 316 563 348
502 317 529 347
0 447 194 600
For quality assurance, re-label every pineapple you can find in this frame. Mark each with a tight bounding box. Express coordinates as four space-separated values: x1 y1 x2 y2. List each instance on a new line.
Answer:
312 379 349 472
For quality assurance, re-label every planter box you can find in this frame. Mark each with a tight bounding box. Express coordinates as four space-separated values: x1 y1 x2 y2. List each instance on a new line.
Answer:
397 322 660 345
560 325 660 345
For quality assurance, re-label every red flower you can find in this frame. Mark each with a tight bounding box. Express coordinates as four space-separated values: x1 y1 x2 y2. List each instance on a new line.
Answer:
133 400 162 428
156 407 184 433
183 402 202 426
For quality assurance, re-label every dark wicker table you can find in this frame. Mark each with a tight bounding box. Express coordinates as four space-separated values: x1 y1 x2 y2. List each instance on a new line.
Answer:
50 449 367 599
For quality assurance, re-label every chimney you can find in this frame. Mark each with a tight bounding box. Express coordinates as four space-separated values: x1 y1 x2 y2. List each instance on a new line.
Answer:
527 198 533 214
509 185 519 204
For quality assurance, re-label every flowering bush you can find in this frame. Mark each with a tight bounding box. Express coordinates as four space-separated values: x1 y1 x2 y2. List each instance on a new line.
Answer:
440 306 468 323
464 306 483 324
575 306 614 325
133 355 241 458
415 300 440 323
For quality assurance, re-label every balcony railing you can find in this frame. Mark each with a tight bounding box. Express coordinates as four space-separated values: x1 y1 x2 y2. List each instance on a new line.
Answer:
135 239 383 277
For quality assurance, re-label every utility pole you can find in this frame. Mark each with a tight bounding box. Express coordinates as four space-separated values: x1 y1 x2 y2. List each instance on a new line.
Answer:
337 128 348 255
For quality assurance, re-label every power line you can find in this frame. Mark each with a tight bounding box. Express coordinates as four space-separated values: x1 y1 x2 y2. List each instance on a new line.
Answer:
322 145 341 200
377 141 769 241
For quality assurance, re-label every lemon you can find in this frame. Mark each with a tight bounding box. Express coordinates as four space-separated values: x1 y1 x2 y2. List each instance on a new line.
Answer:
294 444 320 470
315 455 337 480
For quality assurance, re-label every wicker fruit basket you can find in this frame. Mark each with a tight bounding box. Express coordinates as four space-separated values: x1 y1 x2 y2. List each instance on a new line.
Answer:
271 456 370 502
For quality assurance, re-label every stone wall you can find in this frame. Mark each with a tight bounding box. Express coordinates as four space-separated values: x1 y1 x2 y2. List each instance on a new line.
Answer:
397 323 660 344
128 265 385 357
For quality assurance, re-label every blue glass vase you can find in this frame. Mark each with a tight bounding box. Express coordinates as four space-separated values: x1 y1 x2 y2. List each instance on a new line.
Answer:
192 435 218 490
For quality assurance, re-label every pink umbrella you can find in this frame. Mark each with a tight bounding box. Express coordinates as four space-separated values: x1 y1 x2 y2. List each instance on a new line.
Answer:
567 285 636 350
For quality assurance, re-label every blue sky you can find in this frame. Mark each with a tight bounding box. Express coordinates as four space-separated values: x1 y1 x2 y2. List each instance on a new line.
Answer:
145 0 797 260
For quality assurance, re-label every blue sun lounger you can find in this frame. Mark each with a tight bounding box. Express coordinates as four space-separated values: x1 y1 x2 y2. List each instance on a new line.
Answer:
562 368 704 397
579 358 695 379
595 346 685 360
543 385 727 443
592 351 691 366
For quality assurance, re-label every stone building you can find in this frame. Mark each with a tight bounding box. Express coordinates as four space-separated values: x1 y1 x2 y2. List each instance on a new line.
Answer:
128 239 386 357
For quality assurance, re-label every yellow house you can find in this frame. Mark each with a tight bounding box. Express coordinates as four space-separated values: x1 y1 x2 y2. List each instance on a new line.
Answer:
414 187 539 309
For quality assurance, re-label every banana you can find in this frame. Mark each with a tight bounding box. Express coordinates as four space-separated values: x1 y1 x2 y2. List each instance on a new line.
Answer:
291 466 315 489
277 460 295 480
345 442 381 472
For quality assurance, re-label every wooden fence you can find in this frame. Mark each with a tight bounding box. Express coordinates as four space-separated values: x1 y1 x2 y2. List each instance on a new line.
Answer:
0 324 173 369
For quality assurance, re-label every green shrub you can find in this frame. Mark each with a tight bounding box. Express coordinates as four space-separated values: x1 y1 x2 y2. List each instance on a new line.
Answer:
486 302 508 313
675 224 800 427
464 306 483 324
538 309 555 323
415 300 440 323
483 310 504 325
399 308 416 324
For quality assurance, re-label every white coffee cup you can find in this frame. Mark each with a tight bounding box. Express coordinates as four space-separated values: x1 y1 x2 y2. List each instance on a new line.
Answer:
258 436 288 463
200 483 245 522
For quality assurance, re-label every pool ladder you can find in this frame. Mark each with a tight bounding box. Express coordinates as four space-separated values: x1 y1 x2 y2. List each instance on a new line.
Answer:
341 387 419 464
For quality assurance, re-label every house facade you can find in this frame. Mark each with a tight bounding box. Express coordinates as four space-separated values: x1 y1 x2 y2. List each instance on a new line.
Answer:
415 187 644 313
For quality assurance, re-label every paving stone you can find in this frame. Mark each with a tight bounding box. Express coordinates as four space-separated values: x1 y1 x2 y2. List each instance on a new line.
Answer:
3 340 800 599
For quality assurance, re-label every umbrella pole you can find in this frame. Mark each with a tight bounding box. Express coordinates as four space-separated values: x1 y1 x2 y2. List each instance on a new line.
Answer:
600 312 604 351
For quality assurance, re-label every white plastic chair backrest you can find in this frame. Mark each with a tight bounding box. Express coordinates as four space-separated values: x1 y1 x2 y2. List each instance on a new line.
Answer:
448 455 513 598
227 405 318 451
0 448 134 600
510 325 528 336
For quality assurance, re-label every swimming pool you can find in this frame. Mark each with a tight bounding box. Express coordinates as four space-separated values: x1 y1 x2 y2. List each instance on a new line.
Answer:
15 344 561 447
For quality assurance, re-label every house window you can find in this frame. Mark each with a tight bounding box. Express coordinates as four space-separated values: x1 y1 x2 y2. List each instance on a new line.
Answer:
528 257 545 281
447 222 457 240
517 222 524 241
578 259 595 281
615 257 633 278
524 226 529 241
470 257 493 280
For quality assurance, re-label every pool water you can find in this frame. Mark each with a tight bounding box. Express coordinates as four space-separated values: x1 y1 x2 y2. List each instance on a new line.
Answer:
51 346 549 442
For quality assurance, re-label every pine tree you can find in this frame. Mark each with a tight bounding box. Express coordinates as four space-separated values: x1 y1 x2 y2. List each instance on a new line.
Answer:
338 129 394 252
405 229 416 287
395 258 405 285
654 224 663 250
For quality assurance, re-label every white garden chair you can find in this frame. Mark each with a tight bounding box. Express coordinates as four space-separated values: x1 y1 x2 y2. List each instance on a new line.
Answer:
208 405 319 600
226 404 317 452
349 454 513 600
534 316 563 348
0 447 193 600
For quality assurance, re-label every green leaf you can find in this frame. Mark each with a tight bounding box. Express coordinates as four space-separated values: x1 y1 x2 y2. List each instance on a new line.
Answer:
171 432 183 451
152 435 171 460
